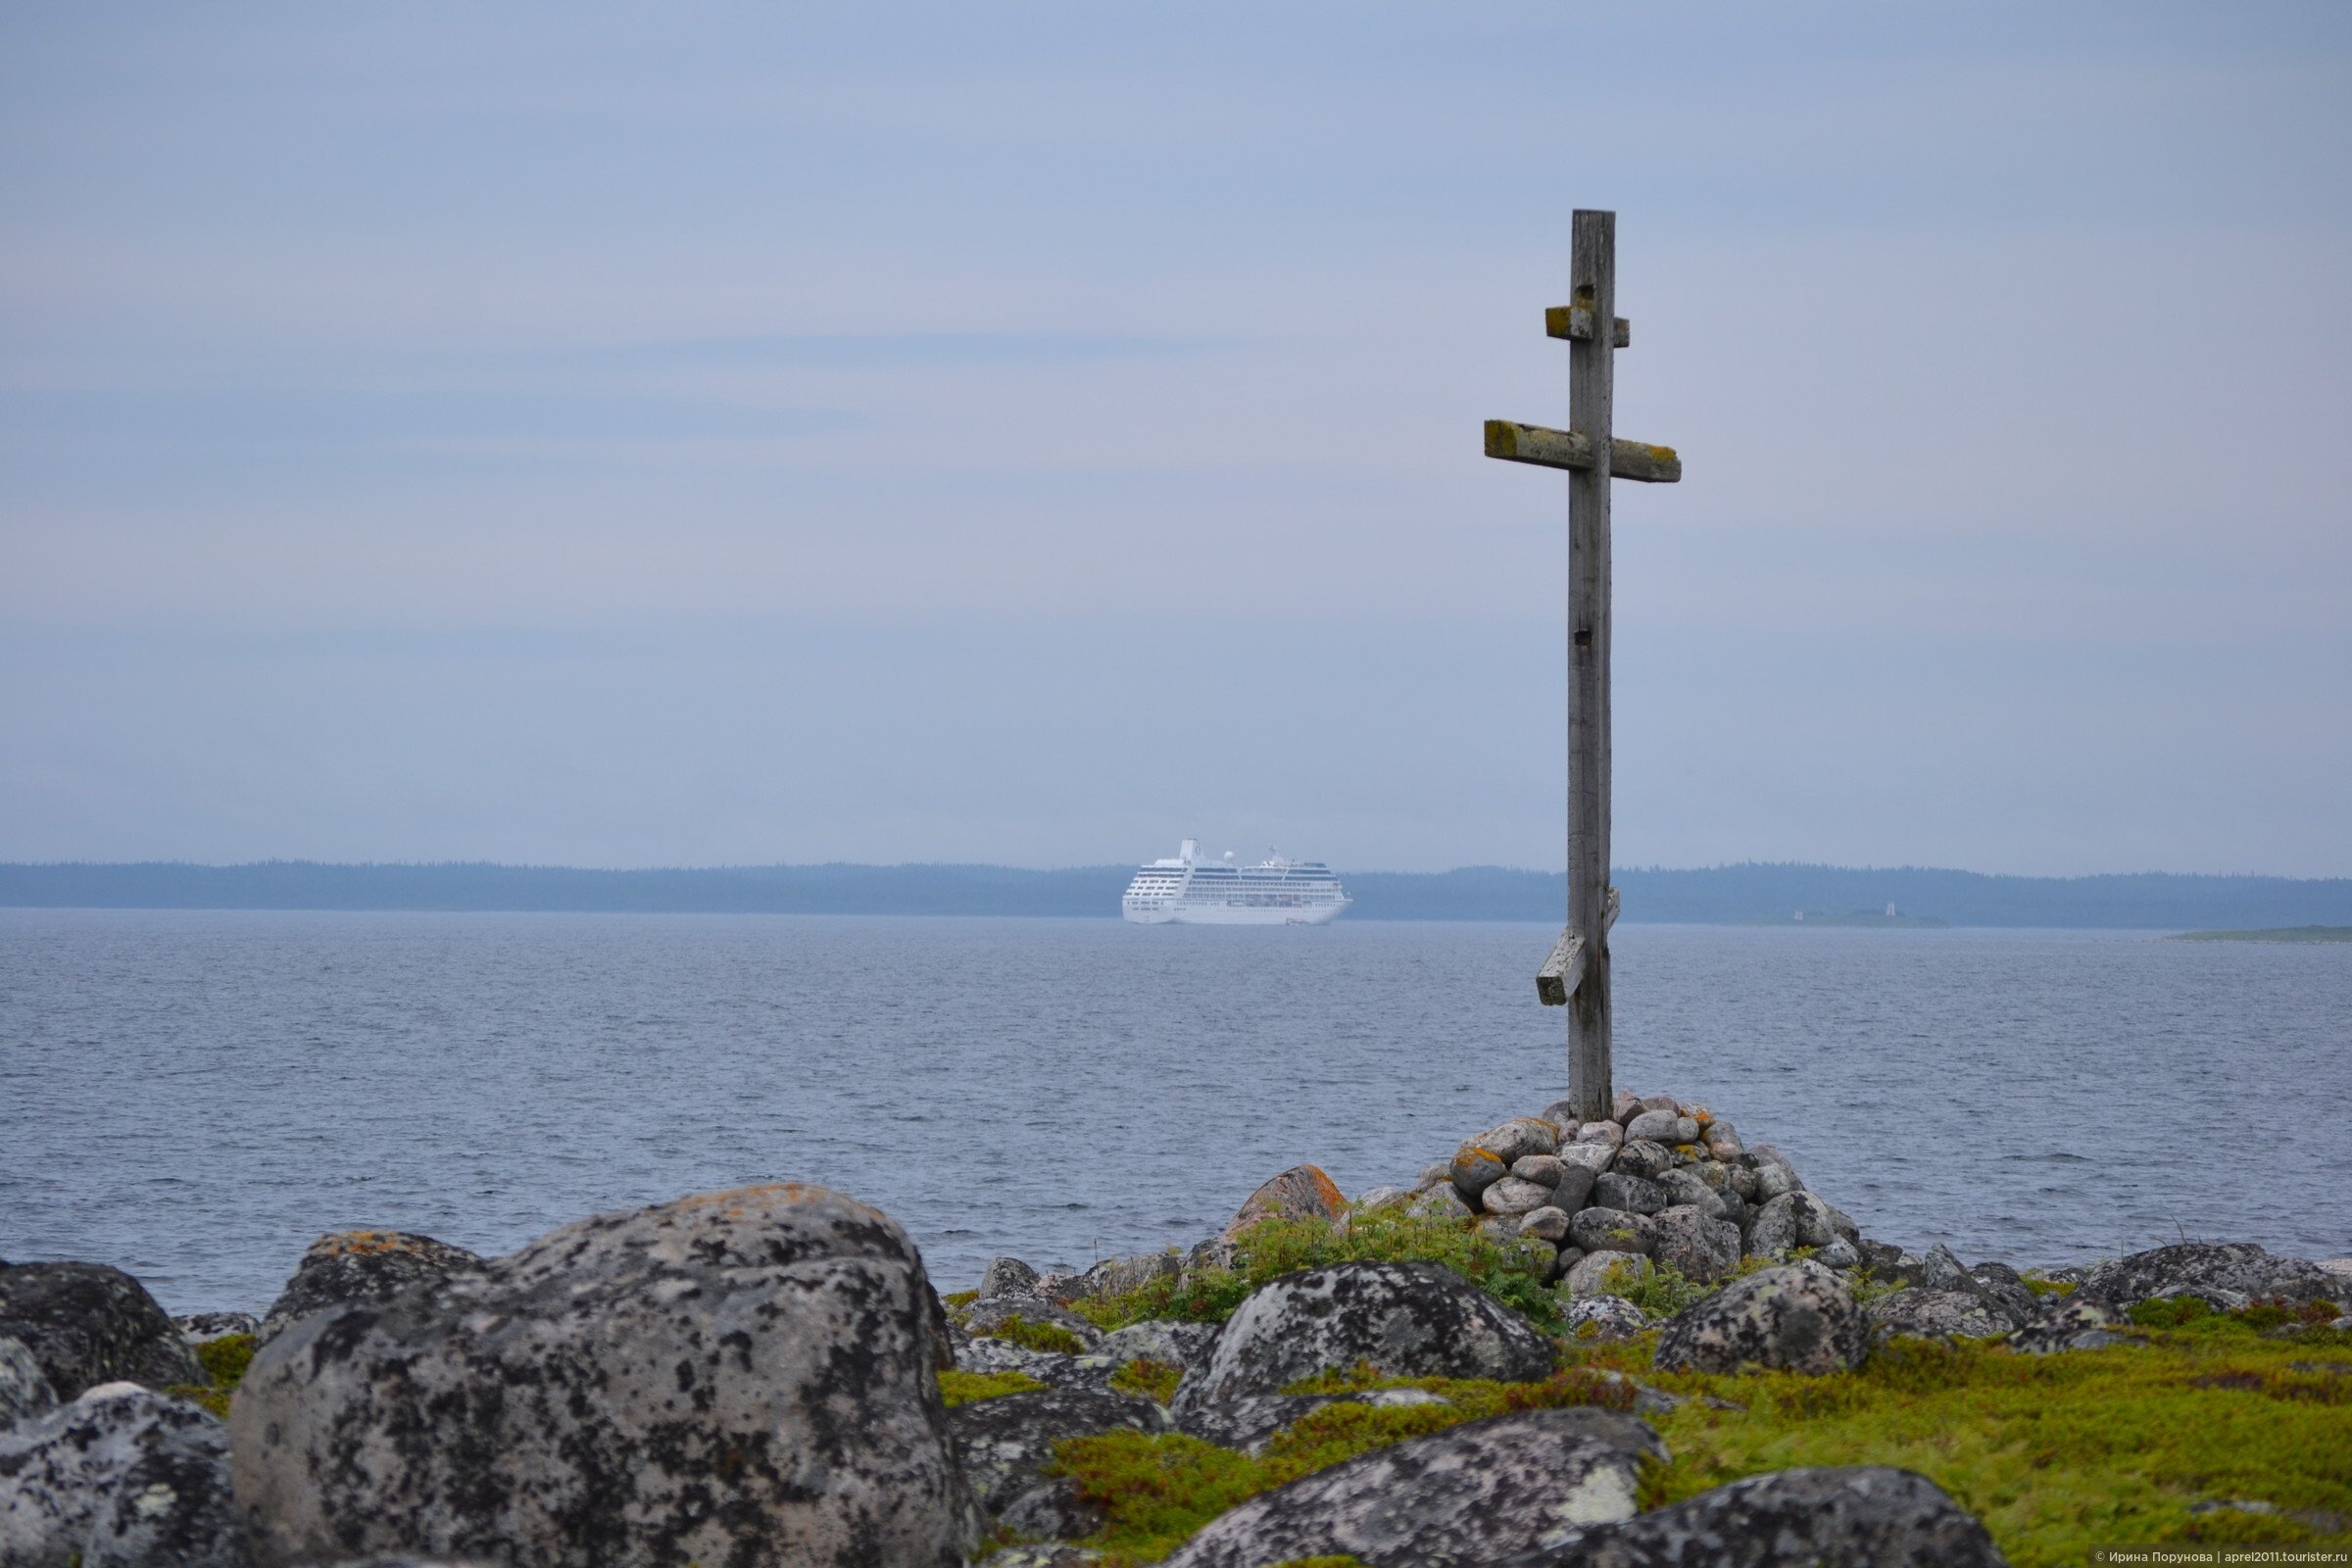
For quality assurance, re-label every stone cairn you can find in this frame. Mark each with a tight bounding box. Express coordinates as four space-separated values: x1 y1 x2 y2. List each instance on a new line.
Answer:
1398 1089 1867 1294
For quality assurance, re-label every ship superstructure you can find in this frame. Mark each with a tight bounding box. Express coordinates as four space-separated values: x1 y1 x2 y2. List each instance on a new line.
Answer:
1121 839 1352 925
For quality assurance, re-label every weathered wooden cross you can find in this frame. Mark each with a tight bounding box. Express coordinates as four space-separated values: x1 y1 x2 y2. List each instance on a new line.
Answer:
1483 209 1683 1122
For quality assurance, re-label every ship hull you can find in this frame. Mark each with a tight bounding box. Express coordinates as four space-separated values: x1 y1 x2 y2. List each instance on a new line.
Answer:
1122 900 1350 926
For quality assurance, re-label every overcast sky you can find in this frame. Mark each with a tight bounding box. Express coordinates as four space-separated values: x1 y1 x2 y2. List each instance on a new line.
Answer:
3 3 2347 874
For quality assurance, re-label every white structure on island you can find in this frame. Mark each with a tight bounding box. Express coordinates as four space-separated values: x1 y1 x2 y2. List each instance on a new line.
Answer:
1121 839 1352 925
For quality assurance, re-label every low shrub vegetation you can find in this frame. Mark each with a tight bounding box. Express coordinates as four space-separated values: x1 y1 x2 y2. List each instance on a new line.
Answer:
166 1331 257 1419
1074 1208 1562 1334
978 1315 1089 1355
1023 1306 2350 1566
1108 1356 1183 1403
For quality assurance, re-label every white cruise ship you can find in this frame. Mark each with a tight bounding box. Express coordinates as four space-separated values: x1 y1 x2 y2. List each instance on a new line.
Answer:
1122 839 1352 925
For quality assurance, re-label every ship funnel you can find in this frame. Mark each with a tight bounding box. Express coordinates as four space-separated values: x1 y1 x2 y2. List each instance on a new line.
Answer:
1179 837 1199 864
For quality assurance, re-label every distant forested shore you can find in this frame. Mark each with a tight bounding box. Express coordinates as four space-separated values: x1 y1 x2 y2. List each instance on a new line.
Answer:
6 859 2352 929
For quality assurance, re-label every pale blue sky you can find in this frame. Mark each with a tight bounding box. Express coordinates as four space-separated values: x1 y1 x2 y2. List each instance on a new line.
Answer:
4 3 2348 873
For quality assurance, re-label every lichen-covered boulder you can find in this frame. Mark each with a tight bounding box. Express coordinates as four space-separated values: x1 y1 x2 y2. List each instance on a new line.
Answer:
0 1382 244 1568
1747 1145 1803 1200
0 1263 201 1398
1569 1207 1655 1257
1490 1464 2004 1568
1483 1178 1555 1217
172 1314 259 1347
255 1231 484 1346
2008 1297 2130 1354
1160 1409 1662 1568
1744 1192 1842 1260
1095 1319 1219 1377
1653 1260 1869 1376
1610 1140 1674 1181
1655 1166 1728 1219
978 1257 1040 1298
950 1387 1166 1513
1223 1165 1346 1239
1175 1262 1553 1410
231 1184 980 1568
1 1336 58 1426
1559 1295 1649 1343
2076 1242 2352 1315
1650 1205 1742 1285
1592 1173 1667 1216
1868 1289 2015 1342
1562 1250 1649 1297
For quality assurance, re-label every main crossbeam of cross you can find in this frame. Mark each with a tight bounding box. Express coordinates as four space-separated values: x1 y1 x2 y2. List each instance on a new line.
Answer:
1481 209 1682 1121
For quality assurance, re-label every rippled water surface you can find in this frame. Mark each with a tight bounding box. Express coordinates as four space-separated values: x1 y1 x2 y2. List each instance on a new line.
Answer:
3 909 2346 1313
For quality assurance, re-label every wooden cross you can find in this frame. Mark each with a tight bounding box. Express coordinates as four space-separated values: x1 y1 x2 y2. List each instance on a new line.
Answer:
1482 209 1683 1122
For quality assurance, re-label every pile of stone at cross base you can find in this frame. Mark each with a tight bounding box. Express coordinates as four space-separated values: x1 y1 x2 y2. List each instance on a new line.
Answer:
3 1095 2349 1568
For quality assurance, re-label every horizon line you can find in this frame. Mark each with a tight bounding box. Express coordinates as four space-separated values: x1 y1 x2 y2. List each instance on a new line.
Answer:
4 858 2348 885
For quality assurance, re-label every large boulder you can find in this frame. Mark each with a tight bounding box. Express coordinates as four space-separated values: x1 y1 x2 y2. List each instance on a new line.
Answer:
1559 1296 1649 1344
949 1387 1165 1514
1 1336 58 1426
1868 1289 2015 1342
1095 1319 1219 1377
1159 1409 1663 1568
1653 1260 1870 1376
172 1314 259 1347
2008 1297 2130 1354
1490 1464 2004 1568
256 1230 485 1345
1175 1262 1554 1409
231 1184 980 1568
1223 1166 1346 1239
0 1263 202 1398
1569 1208 1655 1257
1650 1206 1741 1285
0 1382 244 1568
2075 1242 2352 1314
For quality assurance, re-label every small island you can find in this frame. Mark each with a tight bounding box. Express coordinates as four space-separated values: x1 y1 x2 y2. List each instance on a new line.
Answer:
2166 925 2352 944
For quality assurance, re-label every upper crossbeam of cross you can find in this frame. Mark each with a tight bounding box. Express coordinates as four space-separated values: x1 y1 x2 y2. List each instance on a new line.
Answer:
1480 208 1682 1120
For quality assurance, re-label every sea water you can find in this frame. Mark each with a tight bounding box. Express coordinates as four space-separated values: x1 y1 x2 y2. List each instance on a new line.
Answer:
2 909 2345 1313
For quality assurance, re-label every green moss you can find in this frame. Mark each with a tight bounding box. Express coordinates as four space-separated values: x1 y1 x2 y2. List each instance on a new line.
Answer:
193 1333 255 1388
1634 1324 2352 1565
1038 1301 2351 1566
979 1314 1088 1355
2023 1275 2077 1298
942 1289 979 1308
166 1332 258 1419
937 1369 1046 1407
164 1383 233 1418
1109 1356 1184 1403
1076 1208 1562 1335
1054 1367 1636 1559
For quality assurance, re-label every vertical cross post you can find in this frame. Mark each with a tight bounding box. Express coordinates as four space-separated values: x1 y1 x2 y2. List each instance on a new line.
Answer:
1564 210 1615 1122
1484 209 1681 1123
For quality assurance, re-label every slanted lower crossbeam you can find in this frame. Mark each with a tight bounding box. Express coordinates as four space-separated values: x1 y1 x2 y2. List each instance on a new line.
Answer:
1536 885 1620 1006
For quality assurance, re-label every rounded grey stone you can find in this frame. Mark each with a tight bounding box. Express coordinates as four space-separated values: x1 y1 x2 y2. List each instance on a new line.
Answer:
1175 1261 1555 1409
231 1184 980 1568
1653 1259 1869 1376
1592 1173 1667 1216
1159 1409 1660 1568
1569 1207 1656 1257
1483 1178 1554 1217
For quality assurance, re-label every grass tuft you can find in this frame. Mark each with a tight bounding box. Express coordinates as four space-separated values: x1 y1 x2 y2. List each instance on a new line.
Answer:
937 1369 1047 1406
1110 1356 1184 1403
979 1314 1089 1355
1075 1208 1562 1334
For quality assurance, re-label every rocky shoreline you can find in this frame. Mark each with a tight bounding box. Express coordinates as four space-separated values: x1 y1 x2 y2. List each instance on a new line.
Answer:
4 1091 2349 1566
